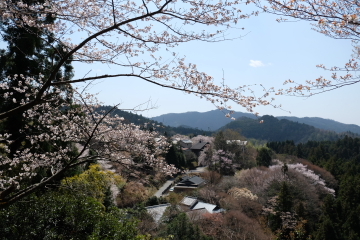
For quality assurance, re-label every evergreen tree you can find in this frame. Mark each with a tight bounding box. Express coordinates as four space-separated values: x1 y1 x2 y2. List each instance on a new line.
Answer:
277 182 293 212
0 0 74 156
164 213 210 240
214 130 227 151
256 147 272 167
165 144 186 169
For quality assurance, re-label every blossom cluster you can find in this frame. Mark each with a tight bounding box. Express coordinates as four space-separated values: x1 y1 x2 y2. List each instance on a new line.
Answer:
270 161 335 195
228 187 258 201
0 85 177 192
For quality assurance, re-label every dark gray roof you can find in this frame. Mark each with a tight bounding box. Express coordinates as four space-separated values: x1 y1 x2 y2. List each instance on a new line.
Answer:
190 141 208 150
179 176 205 185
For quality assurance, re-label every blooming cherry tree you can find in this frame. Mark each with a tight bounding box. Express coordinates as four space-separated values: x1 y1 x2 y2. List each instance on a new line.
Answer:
0 0 279 206
0 83 175 206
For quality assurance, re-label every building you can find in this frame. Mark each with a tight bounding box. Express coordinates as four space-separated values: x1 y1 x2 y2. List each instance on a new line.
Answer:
173 176 206 193
190 140 209 156
145 203 171 223
179 196 225 220
179 139 193 149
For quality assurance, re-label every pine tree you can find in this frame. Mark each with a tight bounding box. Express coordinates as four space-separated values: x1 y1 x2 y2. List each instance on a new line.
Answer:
277 182 293 213
256 147 272 167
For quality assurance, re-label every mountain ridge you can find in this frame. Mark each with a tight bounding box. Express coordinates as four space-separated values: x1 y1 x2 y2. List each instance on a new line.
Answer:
151 110 257 131
151 110 360 134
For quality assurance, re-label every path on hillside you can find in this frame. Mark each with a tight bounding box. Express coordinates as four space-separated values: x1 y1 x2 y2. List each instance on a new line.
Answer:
187 166 207 174
154 179 174 198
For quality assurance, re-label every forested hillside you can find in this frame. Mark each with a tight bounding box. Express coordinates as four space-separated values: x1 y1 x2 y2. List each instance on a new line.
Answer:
152 110 360 134
221 115 358 143
277 116 360 134
97 106 213 136
267 136 360 239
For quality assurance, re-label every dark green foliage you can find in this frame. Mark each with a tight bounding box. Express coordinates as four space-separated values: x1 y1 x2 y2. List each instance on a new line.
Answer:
164 213 211 240
315 217 341 240
214 131 227 151
268 213 282 232
184 150 198 169
145 196 167 206
268 137 360 240
0 191 140 240
277 182 293 212
103 187 115 210
256 147 272 167
165 144 187 169
315 195 341 240
277 116 360 135
222 115 354 143
0 3 74 156
267 136 360 178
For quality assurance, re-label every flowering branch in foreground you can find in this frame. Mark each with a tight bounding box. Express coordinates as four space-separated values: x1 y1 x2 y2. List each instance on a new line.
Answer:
0 82 176 206
0 0 282 206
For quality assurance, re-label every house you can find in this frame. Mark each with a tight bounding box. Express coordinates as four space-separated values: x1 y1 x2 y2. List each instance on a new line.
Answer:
173 176 206 193
177 176 205 187
179 139 193 149
145 203 171 223
190 140 209 156
179 196 225 220
192 201 224 213
179 196 198 210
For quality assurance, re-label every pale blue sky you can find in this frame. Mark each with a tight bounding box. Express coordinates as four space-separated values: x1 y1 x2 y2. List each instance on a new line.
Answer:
72 9 359 126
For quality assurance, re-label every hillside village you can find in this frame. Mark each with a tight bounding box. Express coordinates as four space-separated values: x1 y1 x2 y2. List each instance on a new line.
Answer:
66 128 356 240
2 0 360 239
2 108 360 239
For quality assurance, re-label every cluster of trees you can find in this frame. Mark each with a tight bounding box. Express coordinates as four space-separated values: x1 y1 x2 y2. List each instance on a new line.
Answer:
165 144 198 170
267 137 360 239
0 164 143 239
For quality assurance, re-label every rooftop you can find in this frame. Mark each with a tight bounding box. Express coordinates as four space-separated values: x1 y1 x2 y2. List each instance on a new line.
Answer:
191 141 208 150
145 203 171 223
180 196 198 207
179 176 205 186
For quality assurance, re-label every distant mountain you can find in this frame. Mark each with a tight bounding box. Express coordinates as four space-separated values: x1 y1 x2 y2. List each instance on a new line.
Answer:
151 110 257 131
277 116 360 135
96 106 213 136
221 115 356 143
152 110 360 134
